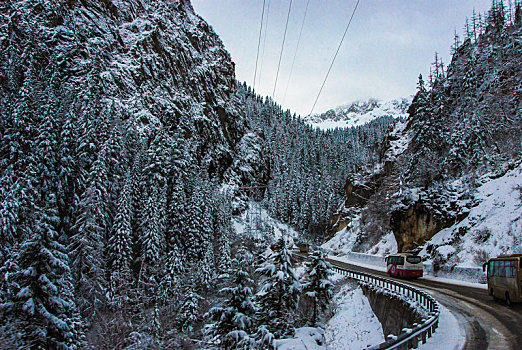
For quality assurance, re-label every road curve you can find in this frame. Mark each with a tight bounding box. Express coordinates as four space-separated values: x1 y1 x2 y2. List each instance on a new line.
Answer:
327 259 522 350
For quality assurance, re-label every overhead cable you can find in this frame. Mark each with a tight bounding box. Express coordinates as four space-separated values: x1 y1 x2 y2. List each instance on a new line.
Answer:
257 0 271 89
283 0 310 104
272 0 293 99
253 0 267 92
309 0 360 116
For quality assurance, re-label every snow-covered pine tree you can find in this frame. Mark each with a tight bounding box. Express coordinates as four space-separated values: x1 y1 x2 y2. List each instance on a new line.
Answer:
7 197 83 349
302 249 333 326
5 97 83 348
212 190 233 274
205 248 256 349
69 144 110 315
160 242 184 304
107 174 134 306
254 325 275 350
0 168 19 261
137 132 169 297
179 285 203 334
255 238 300 338
55 112 80 242
407 74 439 186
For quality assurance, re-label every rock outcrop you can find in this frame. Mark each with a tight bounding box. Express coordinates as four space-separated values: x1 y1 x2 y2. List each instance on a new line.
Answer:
389 199 454 252
325 172 382 240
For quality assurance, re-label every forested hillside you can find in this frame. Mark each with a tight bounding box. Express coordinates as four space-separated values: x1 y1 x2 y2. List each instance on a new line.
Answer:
0 0 395 348
327 0 522 267
236 83 394 239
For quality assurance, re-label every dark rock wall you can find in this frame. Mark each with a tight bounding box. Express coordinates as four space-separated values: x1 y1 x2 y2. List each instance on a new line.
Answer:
390 200 454 252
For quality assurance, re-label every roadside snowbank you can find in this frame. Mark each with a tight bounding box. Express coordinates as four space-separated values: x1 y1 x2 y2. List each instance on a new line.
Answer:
325 282 384 349
327 254 487 288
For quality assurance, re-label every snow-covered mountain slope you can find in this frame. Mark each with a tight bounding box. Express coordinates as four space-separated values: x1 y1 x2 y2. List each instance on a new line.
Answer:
0 1 263 347
303 98 411 130
420 161 522 267
324 3 522 269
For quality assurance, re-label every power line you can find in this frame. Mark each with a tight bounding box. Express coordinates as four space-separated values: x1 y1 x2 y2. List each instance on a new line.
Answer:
253 0 267 92
283 0 310 105
272 0 293 99
309 0 360 116
257 0 271 89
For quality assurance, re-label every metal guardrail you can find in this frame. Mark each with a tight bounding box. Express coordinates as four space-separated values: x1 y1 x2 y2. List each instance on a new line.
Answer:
329 261 440 350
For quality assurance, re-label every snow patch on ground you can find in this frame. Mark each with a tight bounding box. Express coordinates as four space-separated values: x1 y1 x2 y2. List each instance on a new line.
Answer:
321 215 362 254
368 231 398 256
382 119 411 162
275 327 326 350
274 274 384 349
421 275 487 290
328 255 387 272
325 280 384 349
232 201 299 244
420 162 522 267
322 214 398 258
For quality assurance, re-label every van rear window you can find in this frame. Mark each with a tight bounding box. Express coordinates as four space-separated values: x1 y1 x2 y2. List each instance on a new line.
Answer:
406 256 422 264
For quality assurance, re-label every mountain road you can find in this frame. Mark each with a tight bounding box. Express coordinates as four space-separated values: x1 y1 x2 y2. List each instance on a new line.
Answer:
325 258 522 350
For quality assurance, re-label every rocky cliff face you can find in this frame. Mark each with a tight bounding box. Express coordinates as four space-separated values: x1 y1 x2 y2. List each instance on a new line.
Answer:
0 0 247 178
389 200 455 252
0 1 260 347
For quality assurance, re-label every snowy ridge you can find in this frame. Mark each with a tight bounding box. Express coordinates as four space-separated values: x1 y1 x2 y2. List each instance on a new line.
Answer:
303 97 411 130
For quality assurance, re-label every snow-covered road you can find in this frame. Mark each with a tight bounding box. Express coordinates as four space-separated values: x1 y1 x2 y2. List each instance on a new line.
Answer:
326 257 522 350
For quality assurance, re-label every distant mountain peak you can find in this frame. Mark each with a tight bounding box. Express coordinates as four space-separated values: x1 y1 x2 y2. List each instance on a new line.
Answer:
304 97 412 130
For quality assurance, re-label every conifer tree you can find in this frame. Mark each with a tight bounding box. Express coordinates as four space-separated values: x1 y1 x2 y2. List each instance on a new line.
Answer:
179 284 203 333
255 238 300 338
107 175 134 305
6 98 83 347
302 249 333 326
69 145 110 314
8 198 83 349
205 248 256 349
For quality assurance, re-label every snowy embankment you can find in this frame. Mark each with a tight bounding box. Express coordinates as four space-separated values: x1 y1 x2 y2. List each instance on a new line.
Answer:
420 161 522 267
232 201 299 243
274 327 326 350
275 276 384 350
324 280 384 349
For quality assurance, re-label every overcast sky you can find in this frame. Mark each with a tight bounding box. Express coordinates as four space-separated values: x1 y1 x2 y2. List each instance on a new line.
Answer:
192 0 493 116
